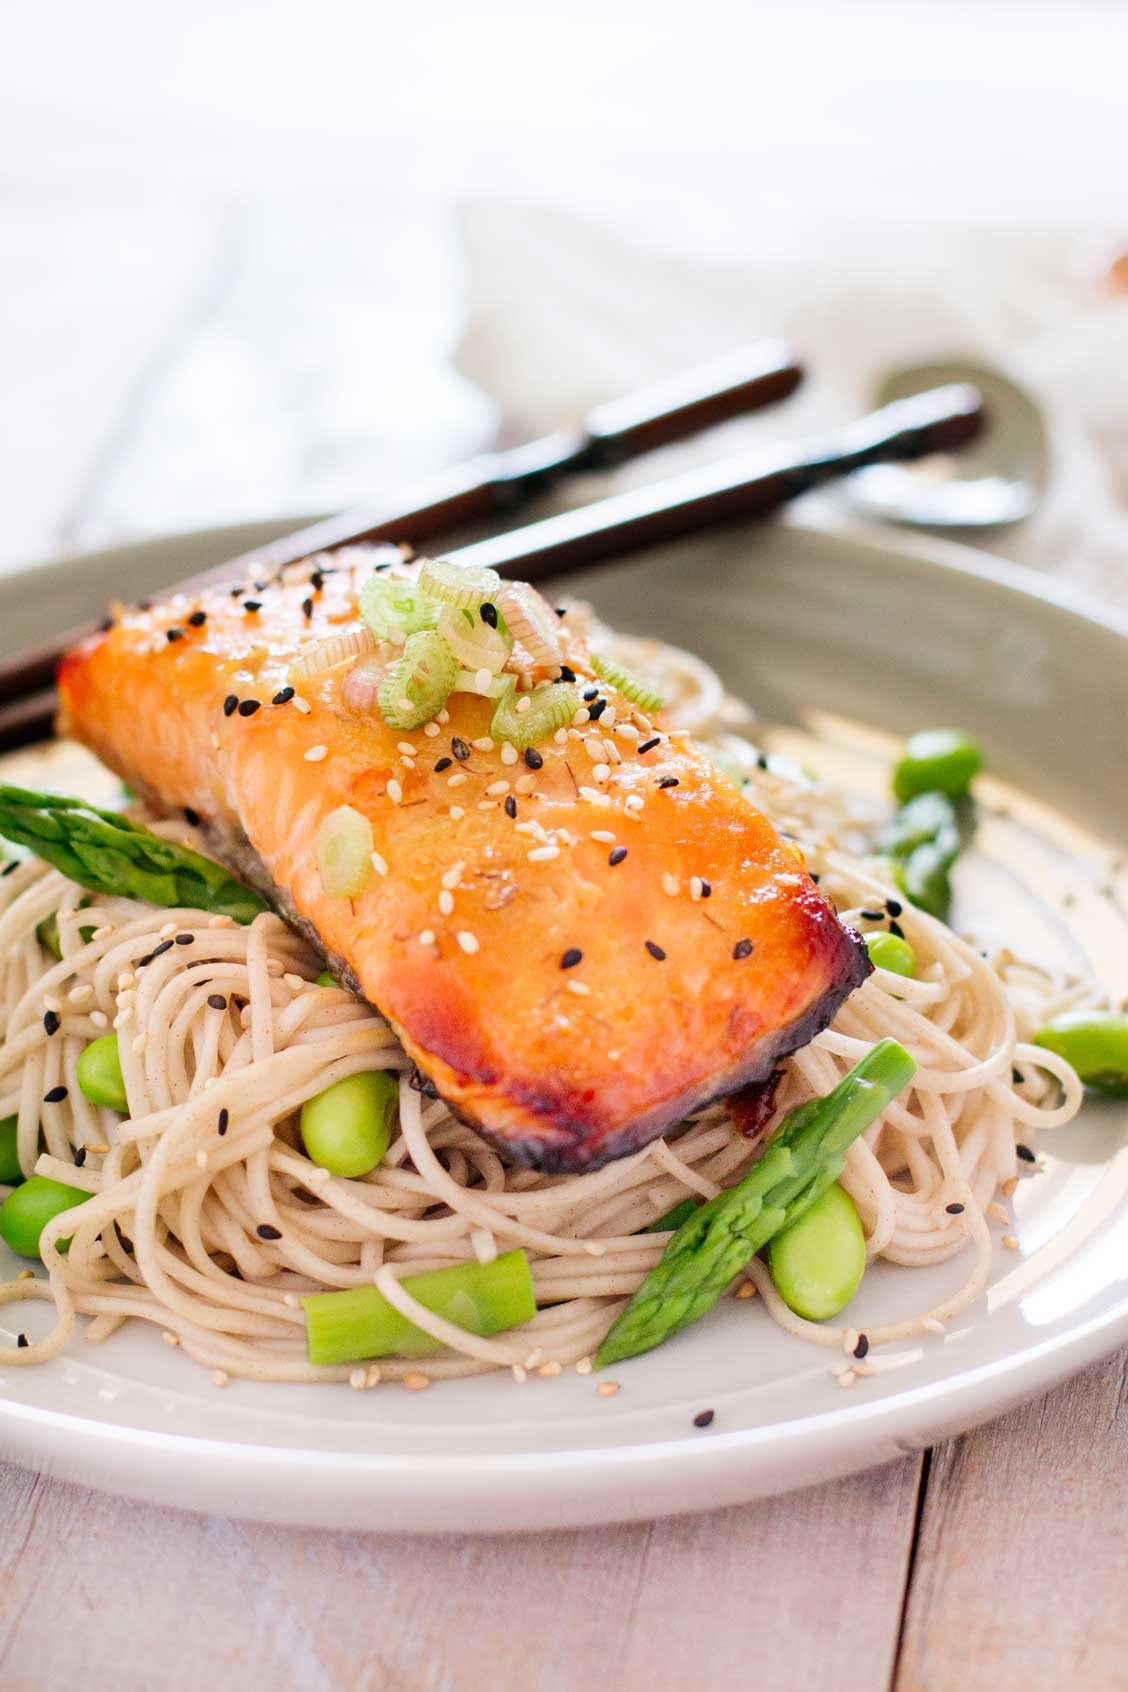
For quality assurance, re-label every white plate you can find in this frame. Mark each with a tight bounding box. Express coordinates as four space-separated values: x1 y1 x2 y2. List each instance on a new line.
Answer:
1 516 1126 1534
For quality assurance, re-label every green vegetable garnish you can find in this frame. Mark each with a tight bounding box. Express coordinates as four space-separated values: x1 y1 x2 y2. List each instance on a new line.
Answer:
76 1033 128 1113
315 969 339 988
589 652 664 713
315 805 374 899
377 630 457 730
0 787 267 923
767 1181 866 1320
300 1071 398 1177
642 1197 700 1233
358 575 440 639
37 898 95 960
437 603 511 674
0 1115 24 1186
1033 1012 1128 1098
418 556 503 610
595 1039 917 1367
878 790 962 922
303 1249 536 1364
893 728 982 803
0 1174 89 1260
865 931 916 977
490 679 580 749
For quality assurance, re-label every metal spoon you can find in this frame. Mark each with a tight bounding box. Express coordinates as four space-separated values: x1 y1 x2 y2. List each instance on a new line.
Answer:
843 360 1048 528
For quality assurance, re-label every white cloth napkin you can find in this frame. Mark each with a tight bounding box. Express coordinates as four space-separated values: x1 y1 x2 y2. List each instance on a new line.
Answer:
454 199 1128 610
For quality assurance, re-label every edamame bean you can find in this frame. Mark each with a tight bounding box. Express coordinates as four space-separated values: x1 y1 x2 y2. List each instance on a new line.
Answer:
1034 1012 1128 1098
865 932 916 977
300 1071 398 1177
315 969 338 988
77 1033 128 1113
893 728 982 803
0 1174 88 1259
896 839 956 921
767 1181 866 1321
0 1115 23 1186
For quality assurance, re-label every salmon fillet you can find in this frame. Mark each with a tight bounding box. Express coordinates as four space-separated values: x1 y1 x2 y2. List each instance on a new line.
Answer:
57 545 869 1171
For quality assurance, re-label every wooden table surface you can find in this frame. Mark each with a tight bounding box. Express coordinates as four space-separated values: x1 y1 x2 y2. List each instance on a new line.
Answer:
3 16 1128 1683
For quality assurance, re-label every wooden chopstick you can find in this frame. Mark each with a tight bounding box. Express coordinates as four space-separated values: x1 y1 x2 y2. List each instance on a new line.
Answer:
0 380 983 754
0 342 802 710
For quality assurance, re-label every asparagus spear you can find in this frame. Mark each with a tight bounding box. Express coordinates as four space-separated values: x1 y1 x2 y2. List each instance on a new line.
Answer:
595 1038 916 1367
0 785 268 924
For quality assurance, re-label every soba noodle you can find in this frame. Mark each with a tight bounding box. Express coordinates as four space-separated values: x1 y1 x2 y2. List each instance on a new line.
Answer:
0 633 1090 1386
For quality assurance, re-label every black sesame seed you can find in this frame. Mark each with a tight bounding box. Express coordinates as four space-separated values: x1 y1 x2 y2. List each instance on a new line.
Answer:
480 601 498 628
524 747 544 771
237 699 261 716
187 610 207 627
889 919 905 939
229 586 244 599
272 687 295 705
504 795 517 819
166 627 184 643
693 1409 715 1429
184 807 200 826
243 600 262 614
1016 1143 1037 1163
638 737 661 755
409 1067 439 1097
174 933 194 946
558 665 576 684
223 694 239 717
945 1202 965 1215
310 570 325 592
700 878 712 899
756 753 770 771
645 940 666 961
658 776 679 789
451 737 471 762
433 757 453 774
732 938 754 960
560 947 583 970
2 861 18 877
43 1085 68 1104
810 872 820 884
43 1010 60 1036
301 597 314 619
861 908 885 921
256 1224 282 1241
217 1108 229 1136
74 1146 87 1168
854 1334 870 1359
16 1333 28 1349
608 846 628 866
587 698 607 720
583 687 599 702
207 994 227 1011
886 898 903 917
254 580 268 592
1011 1067 1023 1085
148 939 174 961
555 606 567 618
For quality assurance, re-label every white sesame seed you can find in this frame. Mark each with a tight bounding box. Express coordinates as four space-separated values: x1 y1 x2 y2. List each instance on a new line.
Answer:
441 862 465 890
514 773 538 794
604 739 622 764
597 1380 620 1397
386 778 403 804
662 872 680 896
566 979 591 997
590 830 616 844
837 1370 857 1389
365 1365 381 1387
211 733 221 749
213 1370 229 1387
449 806 465 820
516 820 548 840
584 737 605 761
282 1294 300 1309
447 772 468 787
592 763 611 783
986 1201 1009 1225
601 706 616 727
159 921 178 939
511 1364 528 1383
572 707 590 726
115 972 133 991
162 1331 179 1347
539 1360 562 1378
292 696 312 714
615 722 640 740
575 1357 593 1375
624 795 644 812
472 735 494 752
515 696 532 715
370 851 389 876
438 889 454 916
437 707 450 724
500 742 519 764
527 845 560 863
68 983 95 1004
419 930 436 946
423 722 441 737
524 1348 544 1369
396 741 416 757
349 1368 367 1390
304 744 328 762
689 876 703 901
457 931 480 954
90 1010 108 1028
486 779 510 797
923 1316 946 1335
553 728 568 745
1002 1233 1020 1251
477 800 498 811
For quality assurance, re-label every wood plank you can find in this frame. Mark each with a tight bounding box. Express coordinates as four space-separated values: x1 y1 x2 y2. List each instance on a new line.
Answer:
894 1350 1128 1692
0 1456 921 1692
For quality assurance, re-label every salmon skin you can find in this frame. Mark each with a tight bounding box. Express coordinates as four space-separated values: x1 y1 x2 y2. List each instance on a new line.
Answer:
58 545 869 1172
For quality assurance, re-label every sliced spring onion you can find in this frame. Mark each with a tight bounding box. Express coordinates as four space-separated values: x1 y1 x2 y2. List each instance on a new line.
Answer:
436 603 512 674
316 805 374 898
303 1249 537 1364
491 680 581 749
340 651 392 712
496 582 563 668
590 651 664 712
378 630 458 730
288 626 377 683
358 574 440 639
418 555 503 609
452 669 514 699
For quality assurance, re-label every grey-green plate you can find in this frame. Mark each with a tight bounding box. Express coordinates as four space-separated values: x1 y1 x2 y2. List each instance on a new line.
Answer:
0 516 1125 1534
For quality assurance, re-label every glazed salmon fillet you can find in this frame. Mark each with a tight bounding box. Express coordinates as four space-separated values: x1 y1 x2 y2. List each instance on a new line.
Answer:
57 546 869 1171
